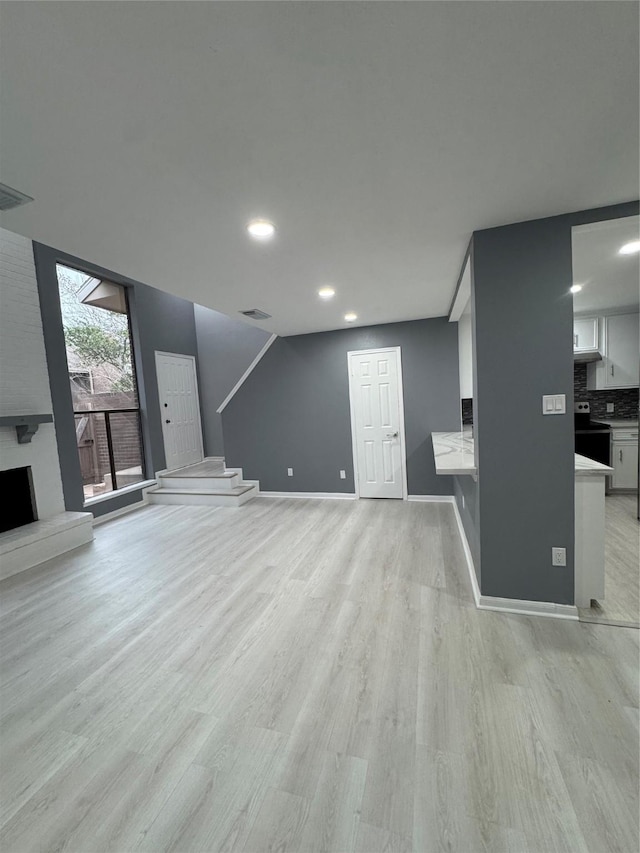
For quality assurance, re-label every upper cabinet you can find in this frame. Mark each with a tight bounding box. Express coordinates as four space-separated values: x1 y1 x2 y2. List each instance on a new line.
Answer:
587 311 639 389
573 316 598 352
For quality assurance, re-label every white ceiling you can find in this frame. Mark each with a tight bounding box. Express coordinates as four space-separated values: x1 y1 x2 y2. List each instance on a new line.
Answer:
0 2 638 336
572 216 640 314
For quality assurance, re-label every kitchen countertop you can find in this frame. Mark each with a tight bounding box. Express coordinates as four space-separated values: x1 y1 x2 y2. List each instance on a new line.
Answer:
574 454 614 476
432 431 615 478
432 431 477 476
594 419 638 429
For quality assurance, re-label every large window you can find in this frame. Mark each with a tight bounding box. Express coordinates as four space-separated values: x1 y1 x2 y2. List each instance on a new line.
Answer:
56 264 145 500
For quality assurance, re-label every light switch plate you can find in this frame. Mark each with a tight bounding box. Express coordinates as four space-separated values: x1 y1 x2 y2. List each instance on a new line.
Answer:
542 394 566 415
606 403 615 414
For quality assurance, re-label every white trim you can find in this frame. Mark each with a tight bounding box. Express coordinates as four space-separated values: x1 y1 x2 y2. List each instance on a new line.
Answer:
83 479 156 507
347 346 408 501
450 496 578 620
259 491 357 500
224 467 260 494
216 334 278 413
408 494 456 503
92 498 149 526
477 595 579 620
450 497 481 607
448 255 471 322
155 351 205 468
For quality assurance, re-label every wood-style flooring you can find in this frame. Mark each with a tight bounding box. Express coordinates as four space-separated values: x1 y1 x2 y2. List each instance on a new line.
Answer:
1 498 638 853
578 493 640 628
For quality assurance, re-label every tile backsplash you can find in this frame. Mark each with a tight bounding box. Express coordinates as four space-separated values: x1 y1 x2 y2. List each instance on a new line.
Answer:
574 363 639 419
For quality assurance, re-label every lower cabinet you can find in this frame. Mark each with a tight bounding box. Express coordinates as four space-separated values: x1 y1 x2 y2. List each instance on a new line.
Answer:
611 430 639 491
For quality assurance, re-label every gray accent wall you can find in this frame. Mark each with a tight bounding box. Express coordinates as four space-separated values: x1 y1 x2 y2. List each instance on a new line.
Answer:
222 318 460 494
470 200 639 605
128 282 200 473
34 242 200 517
472 218 576 604
194 305 272 456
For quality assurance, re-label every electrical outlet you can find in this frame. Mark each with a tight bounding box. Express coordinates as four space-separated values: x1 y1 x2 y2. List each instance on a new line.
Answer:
287 467 293 477
552 547 566 567
339 470 346 479
606 403 615 414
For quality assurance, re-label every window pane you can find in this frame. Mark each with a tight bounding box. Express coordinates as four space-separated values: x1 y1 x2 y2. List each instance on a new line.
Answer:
109 412 145 490
56 264 138 412
76 412 114 500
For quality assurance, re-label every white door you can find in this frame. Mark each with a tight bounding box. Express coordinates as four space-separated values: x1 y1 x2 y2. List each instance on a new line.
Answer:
155 352 204 471
348 347 407 499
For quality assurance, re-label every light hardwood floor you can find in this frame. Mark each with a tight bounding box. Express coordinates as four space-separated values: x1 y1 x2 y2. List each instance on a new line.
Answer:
578 493 640 628
1 498 638 853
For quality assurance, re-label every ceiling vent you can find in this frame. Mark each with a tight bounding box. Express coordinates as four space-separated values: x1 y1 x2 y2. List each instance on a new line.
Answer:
0 183 34 211
240 309 271 320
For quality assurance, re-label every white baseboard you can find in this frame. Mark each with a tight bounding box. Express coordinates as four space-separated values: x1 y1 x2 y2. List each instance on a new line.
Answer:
450 498 481 606
477 595 578 620
408 494 455 503
260 491 357 500
449 496 578 621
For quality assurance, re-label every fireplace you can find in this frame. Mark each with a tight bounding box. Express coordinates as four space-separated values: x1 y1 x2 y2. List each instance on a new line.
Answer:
0 466 37 534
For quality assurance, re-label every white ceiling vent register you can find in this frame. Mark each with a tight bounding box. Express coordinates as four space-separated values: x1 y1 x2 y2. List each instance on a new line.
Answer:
0 182 34 211
240 309 271 320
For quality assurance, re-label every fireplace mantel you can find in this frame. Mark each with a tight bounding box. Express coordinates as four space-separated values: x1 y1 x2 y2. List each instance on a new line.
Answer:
0 414 53 444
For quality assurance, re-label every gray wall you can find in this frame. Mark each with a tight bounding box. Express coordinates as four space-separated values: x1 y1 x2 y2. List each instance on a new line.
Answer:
470 200 639 605
222 318 460 494
194 305 272 456
473 217 575 604
129 282 200 473
34 242 200 517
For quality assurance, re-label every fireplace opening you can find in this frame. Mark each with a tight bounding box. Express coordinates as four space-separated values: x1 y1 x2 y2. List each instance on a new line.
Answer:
0 466 37 534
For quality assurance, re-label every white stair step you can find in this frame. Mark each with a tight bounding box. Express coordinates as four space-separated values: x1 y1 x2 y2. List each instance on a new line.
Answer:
147 484 256 508
159 472 239 491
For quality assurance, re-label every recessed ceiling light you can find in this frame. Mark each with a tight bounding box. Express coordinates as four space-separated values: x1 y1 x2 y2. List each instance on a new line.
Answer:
344 312 358 322
570 284 583 294
318 287 335 300
247 219 275 240
619 240 640 255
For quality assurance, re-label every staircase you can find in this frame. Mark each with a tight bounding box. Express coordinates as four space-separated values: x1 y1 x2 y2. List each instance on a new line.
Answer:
147 458 257 508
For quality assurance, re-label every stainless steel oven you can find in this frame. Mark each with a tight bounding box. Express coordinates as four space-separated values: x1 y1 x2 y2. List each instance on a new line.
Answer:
574 402 611 467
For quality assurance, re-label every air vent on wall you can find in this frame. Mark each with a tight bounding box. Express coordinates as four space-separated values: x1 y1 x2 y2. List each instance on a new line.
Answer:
240 309 271 320
0 183 34 211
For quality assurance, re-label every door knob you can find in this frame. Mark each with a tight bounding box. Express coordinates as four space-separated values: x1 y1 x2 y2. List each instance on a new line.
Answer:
386 431 398 438
165 419 171 424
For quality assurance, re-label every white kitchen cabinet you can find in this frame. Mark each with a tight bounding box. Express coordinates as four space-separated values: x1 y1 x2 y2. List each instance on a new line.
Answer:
573 316 598 352
611 429 639 491
587 312 639 390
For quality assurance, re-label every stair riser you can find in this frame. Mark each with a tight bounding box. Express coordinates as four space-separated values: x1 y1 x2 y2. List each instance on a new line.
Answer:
148 489 254 508
158 474 238 490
